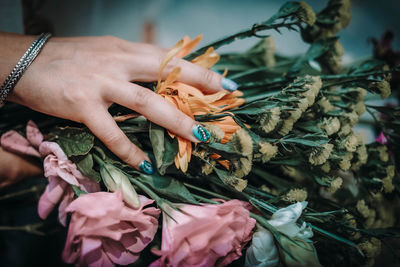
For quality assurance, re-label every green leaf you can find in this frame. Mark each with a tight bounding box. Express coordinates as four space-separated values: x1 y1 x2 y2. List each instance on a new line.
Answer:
74 154 101 182
269 158 304 166
150 123 165 170
314 176 331 186
263 2 301 25
231 100 276 115
137 173 198 204
50 127 94 157
206 141 243 156
149 123 178 175
282 138 326 147
289 37 338 74
296 121 323 133
326 109 342 116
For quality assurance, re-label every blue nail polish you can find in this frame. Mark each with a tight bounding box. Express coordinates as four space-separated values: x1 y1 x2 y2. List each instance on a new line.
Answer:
221 78 238 91
139 160 154 174
192 124 210 142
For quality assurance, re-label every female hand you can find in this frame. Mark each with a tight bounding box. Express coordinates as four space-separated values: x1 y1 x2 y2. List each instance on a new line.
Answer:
3 33 237 173
0 147 42 188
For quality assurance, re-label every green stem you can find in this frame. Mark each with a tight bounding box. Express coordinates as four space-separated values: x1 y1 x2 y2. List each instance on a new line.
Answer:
183 182 230 200
128 176 161 202
192 193 220 204
0 222 45 235
92 153 105 166
320 68 395 80
187 21 298 60
128 175 177 222
228 67 268 80
0 184 45 201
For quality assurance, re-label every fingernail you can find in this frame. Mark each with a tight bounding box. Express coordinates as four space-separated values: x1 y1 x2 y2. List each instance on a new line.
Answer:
192 124 210 142
139 160 154 174
221 78 238 91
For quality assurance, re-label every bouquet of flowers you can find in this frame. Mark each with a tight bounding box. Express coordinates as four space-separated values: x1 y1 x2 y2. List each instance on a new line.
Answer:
1 1 399 266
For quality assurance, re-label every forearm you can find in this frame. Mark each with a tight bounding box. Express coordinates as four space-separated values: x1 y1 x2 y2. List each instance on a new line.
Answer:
0 31 36 89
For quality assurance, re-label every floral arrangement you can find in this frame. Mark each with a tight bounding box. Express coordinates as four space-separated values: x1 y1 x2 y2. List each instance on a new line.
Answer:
1 1 400 266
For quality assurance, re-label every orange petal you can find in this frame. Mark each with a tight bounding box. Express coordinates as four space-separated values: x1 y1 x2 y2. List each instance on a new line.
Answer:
157 39 184 89
174 155 180 169
179 151 189 172
218 159 231 170
169 82 205 99
191 47 220 69
186 142 192 163
210 153 221 159
176 35 203 58
177 136 187 156
113 113 138 122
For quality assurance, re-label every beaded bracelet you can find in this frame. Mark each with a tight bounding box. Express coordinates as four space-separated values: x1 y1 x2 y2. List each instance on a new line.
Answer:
0 32 52 106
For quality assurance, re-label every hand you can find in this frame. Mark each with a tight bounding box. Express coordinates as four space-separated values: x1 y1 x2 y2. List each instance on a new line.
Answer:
0 147 42 188
4 34 237 173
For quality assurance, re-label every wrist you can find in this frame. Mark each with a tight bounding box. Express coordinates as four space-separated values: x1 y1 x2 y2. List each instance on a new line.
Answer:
0 32 37 82
0 32 52 105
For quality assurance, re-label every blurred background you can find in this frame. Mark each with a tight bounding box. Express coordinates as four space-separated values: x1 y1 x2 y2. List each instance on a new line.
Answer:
1 0 400 60
1 0 399 143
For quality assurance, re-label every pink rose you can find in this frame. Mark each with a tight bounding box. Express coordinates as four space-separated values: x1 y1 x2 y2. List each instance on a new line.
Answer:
62 191 160 267
151 200 256 267
38 141 100 225
0 121 100 225
0 120 42 157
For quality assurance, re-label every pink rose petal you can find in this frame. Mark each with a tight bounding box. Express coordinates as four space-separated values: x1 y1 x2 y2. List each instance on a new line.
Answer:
62 191 160 266
0 130 40 157
26 120 43 148
152 200 256 267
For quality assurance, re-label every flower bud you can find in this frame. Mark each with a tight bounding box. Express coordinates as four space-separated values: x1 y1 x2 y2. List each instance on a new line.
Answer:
245 226 279 267
100 163 140 208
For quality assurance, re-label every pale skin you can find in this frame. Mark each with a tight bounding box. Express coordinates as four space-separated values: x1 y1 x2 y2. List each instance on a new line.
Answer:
0 31 229 186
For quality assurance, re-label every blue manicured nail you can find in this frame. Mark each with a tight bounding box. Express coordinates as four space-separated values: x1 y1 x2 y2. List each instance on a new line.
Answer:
192 124 210 142
139 160 154 174
221 78 238 91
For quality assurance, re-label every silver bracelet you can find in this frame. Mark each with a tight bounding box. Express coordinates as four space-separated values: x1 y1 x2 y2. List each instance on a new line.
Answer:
0 32 52 106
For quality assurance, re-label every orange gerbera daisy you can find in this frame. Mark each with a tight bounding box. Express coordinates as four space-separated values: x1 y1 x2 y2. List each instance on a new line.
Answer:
156 35 245 172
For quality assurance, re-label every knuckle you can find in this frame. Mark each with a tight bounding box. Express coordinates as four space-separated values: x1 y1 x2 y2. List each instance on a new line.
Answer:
202 69 216 86
131 88 152 109
173 114 192 131
119 145 140 166
102 131 123 147
101 36 127 52
163 56 180 73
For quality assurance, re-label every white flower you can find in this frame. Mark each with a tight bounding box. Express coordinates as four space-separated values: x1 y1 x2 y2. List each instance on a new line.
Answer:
245 202 314 267
245 226 279 267
269 201 313 239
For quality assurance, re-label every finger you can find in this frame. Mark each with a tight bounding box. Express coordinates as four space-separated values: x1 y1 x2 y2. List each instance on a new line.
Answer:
171 57 238 93
83 107 154 174
104 81 211 144
130 53 238 94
